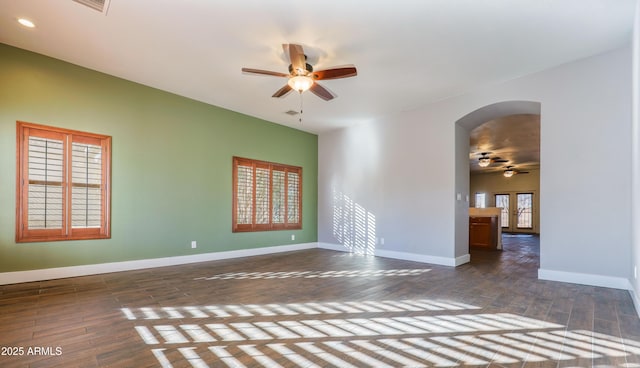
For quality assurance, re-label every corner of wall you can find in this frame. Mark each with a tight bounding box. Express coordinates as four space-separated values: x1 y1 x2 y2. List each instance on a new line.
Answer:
630 0 640 318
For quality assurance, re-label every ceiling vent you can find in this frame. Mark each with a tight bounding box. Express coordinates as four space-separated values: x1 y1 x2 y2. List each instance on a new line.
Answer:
72 0 111 13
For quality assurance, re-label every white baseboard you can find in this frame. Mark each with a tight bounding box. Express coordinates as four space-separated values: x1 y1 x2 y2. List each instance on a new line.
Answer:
375 249 462 267
538 268 632 290
455 254 471 266
317 242 464 267
629 286 640 318
0 242 317 285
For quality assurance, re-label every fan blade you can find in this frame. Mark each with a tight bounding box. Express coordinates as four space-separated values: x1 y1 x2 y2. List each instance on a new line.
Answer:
272 84 293 98
286 44 306 73
493 159 509 163
518 171 530 174
309 83 335 101
242 68 289 77
313 65 357 80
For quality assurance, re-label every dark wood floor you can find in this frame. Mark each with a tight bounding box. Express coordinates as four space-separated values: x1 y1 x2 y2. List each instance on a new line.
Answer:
2 236 640 367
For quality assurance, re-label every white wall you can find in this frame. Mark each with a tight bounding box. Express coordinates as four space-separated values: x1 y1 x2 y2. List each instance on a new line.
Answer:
534 47 631 281
319 44 632 284
631 0 640 306
470 169 540 234
319 110 456 261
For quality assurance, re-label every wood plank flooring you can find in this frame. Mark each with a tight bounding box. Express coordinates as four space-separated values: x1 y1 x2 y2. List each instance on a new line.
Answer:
1 235 640 367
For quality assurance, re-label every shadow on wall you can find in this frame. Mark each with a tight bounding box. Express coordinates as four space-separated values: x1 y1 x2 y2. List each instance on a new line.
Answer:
332 188 377 255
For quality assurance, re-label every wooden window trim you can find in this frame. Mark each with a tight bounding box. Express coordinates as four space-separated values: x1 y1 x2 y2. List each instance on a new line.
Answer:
16 121 111 243
232 156 302 232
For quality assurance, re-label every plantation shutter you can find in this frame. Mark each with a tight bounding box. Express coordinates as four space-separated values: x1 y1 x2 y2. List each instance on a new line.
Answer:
232 157 302 232
287 170 300 225
17 122 111 242
71 139 103 228
255 166 270 225
272 169 285 224
27 135 65 230
235 163 253 225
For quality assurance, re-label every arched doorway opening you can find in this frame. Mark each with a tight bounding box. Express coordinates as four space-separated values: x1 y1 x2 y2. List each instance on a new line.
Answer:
454 101 541 263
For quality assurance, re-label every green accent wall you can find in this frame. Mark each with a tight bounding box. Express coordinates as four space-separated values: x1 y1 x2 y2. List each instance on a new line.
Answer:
0 43 318 273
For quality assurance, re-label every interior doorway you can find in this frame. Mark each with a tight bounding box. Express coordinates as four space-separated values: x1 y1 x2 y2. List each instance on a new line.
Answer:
454 100 542 262
469 114 541 241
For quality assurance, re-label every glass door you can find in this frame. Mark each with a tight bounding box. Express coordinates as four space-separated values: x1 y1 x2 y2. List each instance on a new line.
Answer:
495 194 510 229
495 192 535 232
516 193 534 230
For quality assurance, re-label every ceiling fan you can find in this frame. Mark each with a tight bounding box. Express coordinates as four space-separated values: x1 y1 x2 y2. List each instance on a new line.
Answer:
241 44 357 101
477 152 509 167
503 165 529 177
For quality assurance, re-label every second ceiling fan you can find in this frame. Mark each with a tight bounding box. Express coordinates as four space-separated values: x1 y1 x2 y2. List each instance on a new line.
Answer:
503 165 529 177
242 44 357 101
477 152 509 167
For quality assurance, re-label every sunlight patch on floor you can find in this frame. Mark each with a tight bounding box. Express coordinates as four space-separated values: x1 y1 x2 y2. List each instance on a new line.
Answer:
194 268 431 280
120 298 476 320
129 304 640 368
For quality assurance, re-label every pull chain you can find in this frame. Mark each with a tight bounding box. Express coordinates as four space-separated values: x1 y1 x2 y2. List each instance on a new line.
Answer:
298 92 304 124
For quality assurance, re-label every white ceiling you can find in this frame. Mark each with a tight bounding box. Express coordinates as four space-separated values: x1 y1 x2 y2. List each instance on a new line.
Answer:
0 0 635 134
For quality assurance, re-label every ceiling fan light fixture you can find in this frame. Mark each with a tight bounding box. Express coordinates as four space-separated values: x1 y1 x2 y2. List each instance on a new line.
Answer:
17 18 36 28
503 169 514 178
478 157 491 167
288 75 314 93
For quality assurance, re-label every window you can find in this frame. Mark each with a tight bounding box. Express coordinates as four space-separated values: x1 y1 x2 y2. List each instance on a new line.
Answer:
474 193 486 208
16 121 111 242
232 157 302 232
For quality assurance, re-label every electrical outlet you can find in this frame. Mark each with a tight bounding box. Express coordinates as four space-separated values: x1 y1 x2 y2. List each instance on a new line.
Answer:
291 234 295 241
191 241 197 249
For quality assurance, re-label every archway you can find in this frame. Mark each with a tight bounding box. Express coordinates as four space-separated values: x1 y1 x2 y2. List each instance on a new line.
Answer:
454 100 541 262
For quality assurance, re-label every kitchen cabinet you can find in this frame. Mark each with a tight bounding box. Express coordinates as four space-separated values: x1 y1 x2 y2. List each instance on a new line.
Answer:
469 216 498 249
